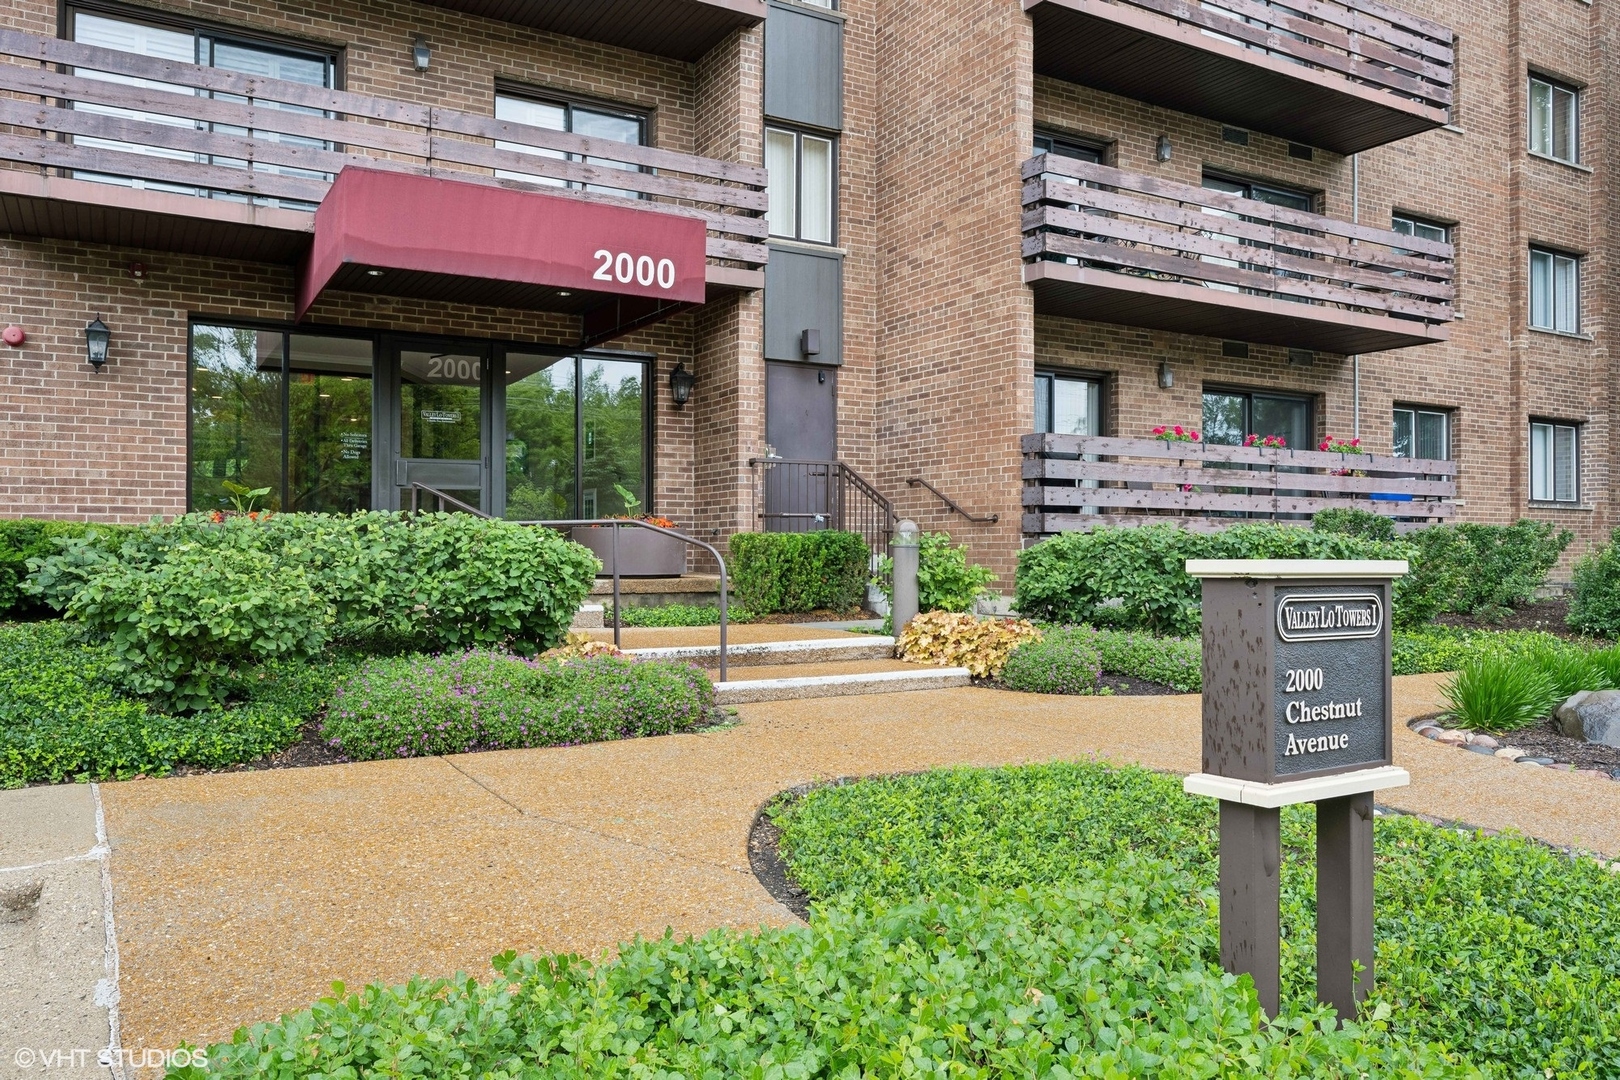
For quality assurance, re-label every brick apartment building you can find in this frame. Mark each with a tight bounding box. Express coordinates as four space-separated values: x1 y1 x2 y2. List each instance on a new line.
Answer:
0 0 1608 582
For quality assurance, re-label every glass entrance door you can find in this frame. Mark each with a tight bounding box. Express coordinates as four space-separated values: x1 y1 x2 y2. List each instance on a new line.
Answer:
386 339 491 512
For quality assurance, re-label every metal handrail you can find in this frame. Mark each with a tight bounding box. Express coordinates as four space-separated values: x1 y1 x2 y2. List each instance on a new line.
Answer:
906 477 1000 524
404 483 730 680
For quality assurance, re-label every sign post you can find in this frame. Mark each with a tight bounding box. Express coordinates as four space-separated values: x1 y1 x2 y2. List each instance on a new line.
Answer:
1183 559 1411 1021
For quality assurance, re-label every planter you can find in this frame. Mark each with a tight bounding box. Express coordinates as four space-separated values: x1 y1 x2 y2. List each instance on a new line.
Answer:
572 525 686 577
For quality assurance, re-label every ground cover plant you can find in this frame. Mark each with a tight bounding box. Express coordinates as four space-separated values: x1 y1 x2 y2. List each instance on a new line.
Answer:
26 512 598 708
999 625 1103 694
320 650 717 759
729 530 868 614
771 762 1620 1078
602 602 756 627
0 621 345 787
1092 628 1203 692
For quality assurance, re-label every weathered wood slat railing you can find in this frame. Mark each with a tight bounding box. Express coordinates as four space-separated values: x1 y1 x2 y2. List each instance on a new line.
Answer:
1022 154 1454 331
0 28 766 270
1097 0 1453 115
1022 433 1457 535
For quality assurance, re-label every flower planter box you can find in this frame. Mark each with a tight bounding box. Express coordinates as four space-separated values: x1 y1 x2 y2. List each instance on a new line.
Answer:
572 526 686 577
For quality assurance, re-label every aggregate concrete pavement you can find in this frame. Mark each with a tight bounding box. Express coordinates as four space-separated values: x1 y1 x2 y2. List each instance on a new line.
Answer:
0 785 118 1080
60 673 1620 1058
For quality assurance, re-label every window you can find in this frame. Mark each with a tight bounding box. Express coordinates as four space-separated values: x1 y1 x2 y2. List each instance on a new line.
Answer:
494 92 646 198
1530 247 1580 333
1201 175 1315 295
1529 75 1579 163
1203 389 1311 448
1530 421 1579 503
1032 132 1103 164
190 324 374 514
765 125 835 243
68 9 336 207
1391 214 1448 246
1035 372 1102 436
1392 406 1449 460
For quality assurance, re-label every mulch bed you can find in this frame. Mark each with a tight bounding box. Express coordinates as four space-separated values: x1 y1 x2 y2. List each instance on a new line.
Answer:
1502 720 1620 772
1433 598 1603 641
167 722 352 778
747 806 813 921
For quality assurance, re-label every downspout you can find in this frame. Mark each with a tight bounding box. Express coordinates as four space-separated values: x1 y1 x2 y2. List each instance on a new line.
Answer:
1351 153 1360 439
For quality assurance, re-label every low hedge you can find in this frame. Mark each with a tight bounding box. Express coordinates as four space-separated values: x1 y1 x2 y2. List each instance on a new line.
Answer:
1094 628 1203 692
27 512 599 707
773 761 1620 1077
321 650 716 759
729 530 868 614
1569 528 1620 637
0 622 336 787
604 603 756 627
1015 523 1416 636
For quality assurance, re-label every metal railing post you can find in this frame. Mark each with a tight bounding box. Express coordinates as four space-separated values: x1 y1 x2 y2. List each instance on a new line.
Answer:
611 521 622 651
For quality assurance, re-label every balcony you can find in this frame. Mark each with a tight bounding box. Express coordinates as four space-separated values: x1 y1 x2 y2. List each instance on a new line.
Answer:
1025 0 1453 155
1022 434 1457 536
416 0 766 62
1021 154 1453 355
0 28 766 343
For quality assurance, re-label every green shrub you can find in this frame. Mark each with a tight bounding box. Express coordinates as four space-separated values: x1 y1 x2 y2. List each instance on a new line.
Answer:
321 651 715 760
1523 638 1614 698
1093 628 1203 692
1569 530 1620 638
1312 507 1396 542
604 602 756 627
876 531 997 617
1398 525 1475 625
728 530 868 614
0 622 332 787
1439 655 1561 732
1390 627 1564 675
0 519 126 619
175 867 1464 1079
65 543 331 710
1455 520 1572 614
28 512 599 665
1000 626 1102 694
772 760 1620 1077
1014 524 1415 636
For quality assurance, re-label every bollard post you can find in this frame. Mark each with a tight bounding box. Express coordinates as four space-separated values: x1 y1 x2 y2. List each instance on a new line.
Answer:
889 518 920 633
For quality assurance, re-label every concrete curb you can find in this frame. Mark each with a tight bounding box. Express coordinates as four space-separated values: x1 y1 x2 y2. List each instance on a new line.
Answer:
628 637 896 667
714 667 971 704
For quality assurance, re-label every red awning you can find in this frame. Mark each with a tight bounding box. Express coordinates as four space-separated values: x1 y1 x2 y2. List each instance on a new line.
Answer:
296 167 708 329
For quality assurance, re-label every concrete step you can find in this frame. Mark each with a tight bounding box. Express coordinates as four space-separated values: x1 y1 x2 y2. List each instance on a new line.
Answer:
625 636 896 668
713 663 971 704
570 603 605 630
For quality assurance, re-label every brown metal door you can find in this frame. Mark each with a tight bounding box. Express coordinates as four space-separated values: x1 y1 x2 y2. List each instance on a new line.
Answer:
763 361 837 532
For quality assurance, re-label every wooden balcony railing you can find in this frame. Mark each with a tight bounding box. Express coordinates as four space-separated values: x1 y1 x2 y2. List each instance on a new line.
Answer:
0 28 766 280
1026 0 1453 154
1021 433 1457 536
1022 153 1453 354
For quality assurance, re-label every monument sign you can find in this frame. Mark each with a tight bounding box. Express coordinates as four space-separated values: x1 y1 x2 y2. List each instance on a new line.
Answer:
1183 560 1412 1021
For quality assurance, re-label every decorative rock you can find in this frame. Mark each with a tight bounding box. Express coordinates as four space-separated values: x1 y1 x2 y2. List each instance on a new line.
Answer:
1421 727 1445 740
1556 691 1593 738
1546 762 1576 771
1465 744 1497 756
1469 734 1500 749
1436 731 1468 745
1520 760 1545 767
1495 748 1525 761
1559 689 1620 748
1611 769 1620 781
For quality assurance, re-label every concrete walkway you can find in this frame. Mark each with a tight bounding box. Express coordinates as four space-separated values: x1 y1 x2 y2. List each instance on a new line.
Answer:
18 674 1620 1061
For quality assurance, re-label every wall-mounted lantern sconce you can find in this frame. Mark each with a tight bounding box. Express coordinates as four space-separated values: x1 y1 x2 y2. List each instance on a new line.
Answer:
1157 361 1174 389
84 316 110 371
800 328 821 357
412 36 431 72
1155 134 1172 162
669 361 695 406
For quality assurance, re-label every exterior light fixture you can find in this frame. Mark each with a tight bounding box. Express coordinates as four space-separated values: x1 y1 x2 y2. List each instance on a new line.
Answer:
1155 134 1172 162
412 36 431 72
1157 361 1174 389
366 268 385 277
669 362 695 406
84 316 110 371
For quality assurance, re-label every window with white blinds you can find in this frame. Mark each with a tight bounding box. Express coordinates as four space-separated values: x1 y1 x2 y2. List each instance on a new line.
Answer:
1530 248 1580 334
1530 420 1578 503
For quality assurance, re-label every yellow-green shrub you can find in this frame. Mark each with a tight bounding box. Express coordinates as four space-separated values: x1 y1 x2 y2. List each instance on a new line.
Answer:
895 611 1041 678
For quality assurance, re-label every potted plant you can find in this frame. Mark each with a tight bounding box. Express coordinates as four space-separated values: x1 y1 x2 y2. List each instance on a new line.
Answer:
571 484 687 577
